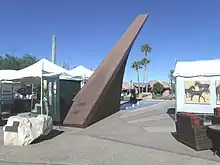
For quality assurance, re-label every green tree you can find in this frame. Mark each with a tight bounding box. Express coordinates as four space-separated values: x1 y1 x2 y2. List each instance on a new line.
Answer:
140 57 150 93
152 82 164 95
19 54 38 69
131 61 142 95
168 69 175 94
0 54 20 70
140 44 152 88
0 53 38 70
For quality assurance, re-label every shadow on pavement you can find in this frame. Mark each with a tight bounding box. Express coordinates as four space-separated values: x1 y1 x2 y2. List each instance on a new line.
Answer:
31 129 64 144
167 108 176 121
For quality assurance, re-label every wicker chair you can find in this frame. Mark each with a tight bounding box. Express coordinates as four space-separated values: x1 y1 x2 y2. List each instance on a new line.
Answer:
175 113 212 151
212 108 220 124
207 107 220 155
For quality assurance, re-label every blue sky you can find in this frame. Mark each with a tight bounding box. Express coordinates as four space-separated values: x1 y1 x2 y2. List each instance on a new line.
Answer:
0 0 220 82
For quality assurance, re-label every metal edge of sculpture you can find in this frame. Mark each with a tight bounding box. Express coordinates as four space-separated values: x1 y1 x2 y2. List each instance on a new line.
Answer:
63 14 149 128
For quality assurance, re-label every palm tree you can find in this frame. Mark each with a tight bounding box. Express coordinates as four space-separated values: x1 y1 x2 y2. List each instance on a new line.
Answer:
140 44 152 86
141 44 152 57
131 61 142 96
140 57 150 93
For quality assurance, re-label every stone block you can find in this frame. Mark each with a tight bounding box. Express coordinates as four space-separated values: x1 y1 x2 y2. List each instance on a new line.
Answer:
3 114 53 146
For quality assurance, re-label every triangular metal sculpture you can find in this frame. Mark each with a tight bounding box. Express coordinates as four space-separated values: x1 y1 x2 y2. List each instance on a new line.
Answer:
63 14 149 128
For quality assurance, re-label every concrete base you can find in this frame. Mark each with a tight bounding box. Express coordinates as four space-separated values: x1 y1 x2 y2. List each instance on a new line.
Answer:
3 114 53 146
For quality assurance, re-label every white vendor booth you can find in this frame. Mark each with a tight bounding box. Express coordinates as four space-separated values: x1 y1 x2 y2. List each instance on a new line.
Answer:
2 59 82 146
69 65 94 88
173 59 220 117
4 58 81 122
12 58 75 83
0 70 22 117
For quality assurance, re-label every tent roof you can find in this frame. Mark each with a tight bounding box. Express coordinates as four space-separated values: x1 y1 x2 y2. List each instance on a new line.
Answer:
0 70 18 81
19 58 69 75
8 59 77 83
173 59 220 77
44 72 81 81
69 65 94 78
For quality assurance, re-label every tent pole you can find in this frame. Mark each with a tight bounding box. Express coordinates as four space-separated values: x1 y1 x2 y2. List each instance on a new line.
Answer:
0 81 2 118
40 77 43 114
30 84 34 111
40 62 44 115
82 75 84 88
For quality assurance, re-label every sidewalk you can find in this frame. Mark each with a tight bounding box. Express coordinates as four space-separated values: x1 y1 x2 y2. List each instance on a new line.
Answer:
0 101 219 165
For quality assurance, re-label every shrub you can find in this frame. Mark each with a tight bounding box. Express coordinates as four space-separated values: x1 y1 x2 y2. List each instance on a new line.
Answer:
152 82 164 95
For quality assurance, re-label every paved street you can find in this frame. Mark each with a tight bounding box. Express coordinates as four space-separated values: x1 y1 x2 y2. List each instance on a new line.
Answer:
0 100 220 165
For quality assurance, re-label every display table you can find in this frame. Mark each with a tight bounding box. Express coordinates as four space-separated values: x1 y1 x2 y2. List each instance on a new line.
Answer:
12 99 37 114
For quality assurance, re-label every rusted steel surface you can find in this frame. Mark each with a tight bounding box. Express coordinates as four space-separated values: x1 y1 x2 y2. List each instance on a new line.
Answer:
63 14 149 128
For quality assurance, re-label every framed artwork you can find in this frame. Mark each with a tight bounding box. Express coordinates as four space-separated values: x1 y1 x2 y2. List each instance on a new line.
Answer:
184 80 210 104
216 80 220 105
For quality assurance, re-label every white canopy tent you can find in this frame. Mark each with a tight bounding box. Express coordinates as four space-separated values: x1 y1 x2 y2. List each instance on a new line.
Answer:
69 65 94 88
173 59 220 77
9 58 76 83
0 70 22 116
69 65 94 79
173 59 220 115
0 70 21 96
4 59 80 115
0 70 18 81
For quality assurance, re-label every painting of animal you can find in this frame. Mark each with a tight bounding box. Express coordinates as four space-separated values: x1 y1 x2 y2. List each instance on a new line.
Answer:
189 89 206 102
184 80 210 104
216 81 220 104
185 85 195 98
216 85 220 101
195 81 210 94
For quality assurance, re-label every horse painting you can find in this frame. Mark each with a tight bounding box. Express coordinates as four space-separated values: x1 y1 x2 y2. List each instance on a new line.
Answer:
185 85 195 98
195 81 210 94
185 80 210 104
185 87 206 103
216 84 220 102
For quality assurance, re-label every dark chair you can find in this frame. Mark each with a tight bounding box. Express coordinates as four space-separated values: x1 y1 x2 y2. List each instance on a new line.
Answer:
212 107 220 124
175 112 212 151
207 107 220 155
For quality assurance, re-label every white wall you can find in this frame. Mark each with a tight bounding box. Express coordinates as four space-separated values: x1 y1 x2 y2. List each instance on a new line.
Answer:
176 76 220 114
